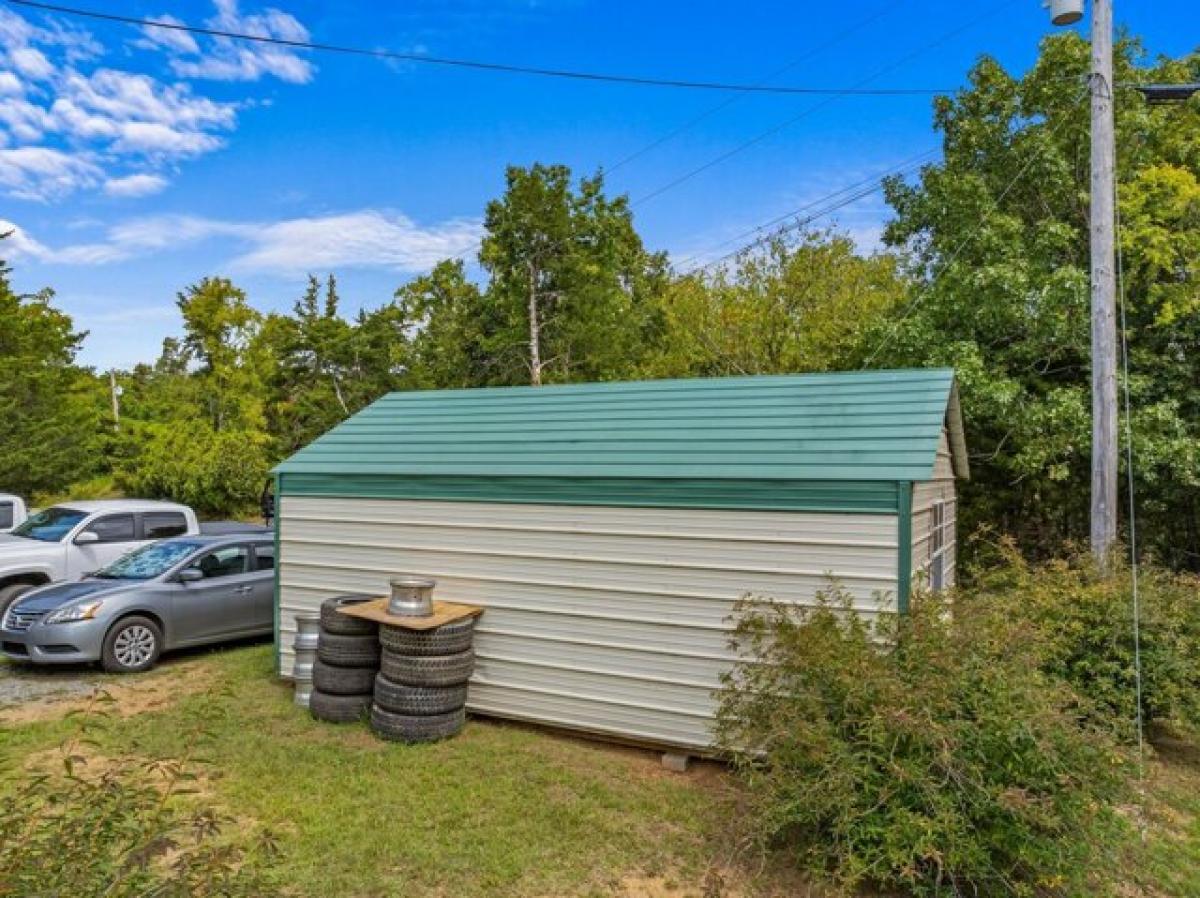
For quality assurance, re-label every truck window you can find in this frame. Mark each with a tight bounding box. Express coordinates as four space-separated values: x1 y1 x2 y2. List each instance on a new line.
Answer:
0 502 12 529
81 514 136 544
142 512 188 539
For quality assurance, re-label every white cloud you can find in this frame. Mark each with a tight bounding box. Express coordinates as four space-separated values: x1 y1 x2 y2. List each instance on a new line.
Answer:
104 172 169 198
231 211 482 274
0 2 313 201
153 0 315 84
135 15 200 55
9 46 53 80
0 147 100 200
4 210 483 272
0 217 53 258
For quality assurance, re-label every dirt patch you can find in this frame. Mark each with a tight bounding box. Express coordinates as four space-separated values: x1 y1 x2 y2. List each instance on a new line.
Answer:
0 657 217 726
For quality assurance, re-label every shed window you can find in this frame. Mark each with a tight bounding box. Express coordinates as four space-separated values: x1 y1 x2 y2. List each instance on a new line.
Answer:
929 500 952 591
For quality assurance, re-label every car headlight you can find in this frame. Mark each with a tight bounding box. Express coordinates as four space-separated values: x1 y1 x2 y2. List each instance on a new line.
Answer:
44 601 103 625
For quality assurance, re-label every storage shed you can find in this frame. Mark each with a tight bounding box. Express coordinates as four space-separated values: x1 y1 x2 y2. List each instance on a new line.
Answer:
274 368 967 751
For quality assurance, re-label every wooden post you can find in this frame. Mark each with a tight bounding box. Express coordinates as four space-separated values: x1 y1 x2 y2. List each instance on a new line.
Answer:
1089 0 1118 564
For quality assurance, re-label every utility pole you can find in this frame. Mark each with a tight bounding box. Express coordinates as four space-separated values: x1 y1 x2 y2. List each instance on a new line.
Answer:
1047 0 1116 563
1088 0 1118 564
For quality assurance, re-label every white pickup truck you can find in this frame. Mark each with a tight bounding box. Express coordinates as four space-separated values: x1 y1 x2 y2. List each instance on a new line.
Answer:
0 499 200 617
0 494 28 533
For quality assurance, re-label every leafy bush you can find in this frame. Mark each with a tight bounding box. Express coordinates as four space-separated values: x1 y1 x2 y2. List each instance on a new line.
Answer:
0 693 279 897
117 422 271 517
716 588 1130 897
971 540 1200 737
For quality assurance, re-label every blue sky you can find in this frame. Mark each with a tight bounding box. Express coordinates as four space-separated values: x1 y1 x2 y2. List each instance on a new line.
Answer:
1 0 1194 370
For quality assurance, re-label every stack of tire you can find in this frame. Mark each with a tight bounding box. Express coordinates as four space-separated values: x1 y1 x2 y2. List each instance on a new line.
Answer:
370 616 476 742
309 595 380 724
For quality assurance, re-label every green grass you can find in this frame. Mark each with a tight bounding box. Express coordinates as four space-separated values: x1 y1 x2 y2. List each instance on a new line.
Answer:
1 646 802 898
4 645 1199 897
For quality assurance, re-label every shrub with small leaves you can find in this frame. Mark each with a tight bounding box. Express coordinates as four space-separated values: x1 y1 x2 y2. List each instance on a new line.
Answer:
0 692 280 898
716 587 1131 898
969 540 1200 738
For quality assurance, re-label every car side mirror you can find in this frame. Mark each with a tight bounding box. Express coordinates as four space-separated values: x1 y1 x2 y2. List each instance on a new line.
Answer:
177 568 204 584
74 531 99 545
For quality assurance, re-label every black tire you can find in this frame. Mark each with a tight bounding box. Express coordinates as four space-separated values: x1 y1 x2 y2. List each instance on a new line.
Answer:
373 675 467 716
310 689 372 723
101 615 163 674
370 705 465 743
319 594 378 636
312 659 376 695
380 648 474 687
317 632 381 668
379 617 475 656
0 583 35 624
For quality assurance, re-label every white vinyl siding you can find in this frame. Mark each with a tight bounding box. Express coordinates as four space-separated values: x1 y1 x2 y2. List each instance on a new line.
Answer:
278 496 900 750
912 428 958 590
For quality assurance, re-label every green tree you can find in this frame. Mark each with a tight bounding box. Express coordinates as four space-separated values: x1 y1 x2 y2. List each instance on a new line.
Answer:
644 230 907 377
0 249 101 497
872 33 1200 567
474 163 667 385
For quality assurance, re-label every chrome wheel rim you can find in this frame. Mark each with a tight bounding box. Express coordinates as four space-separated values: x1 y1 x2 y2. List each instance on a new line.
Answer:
113 625 155 668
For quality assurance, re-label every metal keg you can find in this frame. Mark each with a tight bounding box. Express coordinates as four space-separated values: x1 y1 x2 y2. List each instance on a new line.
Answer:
387 576 436 617
292 613 320 708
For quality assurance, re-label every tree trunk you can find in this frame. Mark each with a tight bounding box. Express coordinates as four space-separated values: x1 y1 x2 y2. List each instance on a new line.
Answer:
528 259 542 386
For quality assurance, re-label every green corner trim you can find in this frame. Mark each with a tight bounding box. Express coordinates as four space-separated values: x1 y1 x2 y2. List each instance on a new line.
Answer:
272 472 282 677
896 481 912 614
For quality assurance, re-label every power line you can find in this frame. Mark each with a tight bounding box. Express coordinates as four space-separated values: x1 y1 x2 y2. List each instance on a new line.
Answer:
629 0 1018 209
675 148 938 273
604 0 903 175
860 87 1089 368
6 0 954 97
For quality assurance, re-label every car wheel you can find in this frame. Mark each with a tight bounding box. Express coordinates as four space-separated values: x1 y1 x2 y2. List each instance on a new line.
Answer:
101 616 162 673
370 705 466 743
316 632 381 668
379 617 476 656
318 595 378 637
373 675 467 716
312 659 376 695
0 583 35 623
310 689 372 723
379 648 475 687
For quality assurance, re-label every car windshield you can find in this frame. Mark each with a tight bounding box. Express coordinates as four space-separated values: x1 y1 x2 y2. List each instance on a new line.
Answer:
94 540 203 580
10 507 88 542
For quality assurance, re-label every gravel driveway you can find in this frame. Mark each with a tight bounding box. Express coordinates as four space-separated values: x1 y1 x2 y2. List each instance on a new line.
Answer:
0 659 104 709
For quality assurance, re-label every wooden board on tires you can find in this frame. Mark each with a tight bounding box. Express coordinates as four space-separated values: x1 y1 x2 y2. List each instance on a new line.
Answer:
338 598 483 630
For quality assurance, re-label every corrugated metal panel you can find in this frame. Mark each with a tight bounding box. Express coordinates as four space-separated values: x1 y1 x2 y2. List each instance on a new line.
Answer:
280 474 900 513
276 369 961 485
278 496 899 750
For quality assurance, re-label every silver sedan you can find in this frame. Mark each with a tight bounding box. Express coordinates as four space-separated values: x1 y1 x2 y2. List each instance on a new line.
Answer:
0 534 275 673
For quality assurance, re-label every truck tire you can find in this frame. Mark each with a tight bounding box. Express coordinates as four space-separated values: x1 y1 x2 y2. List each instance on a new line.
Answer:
317 632 381 668
380 648 474 687
0 583 35 623
379 617 475 656
370 705 465 743
312 659 376 695
310 689 372 723
373 675 466 716
101 615 163 674
319 595 378 636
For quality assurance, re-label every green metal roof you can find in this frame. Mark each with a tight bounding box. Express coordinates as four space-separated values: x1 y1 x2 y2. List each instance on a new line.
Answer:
276 369 966 484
